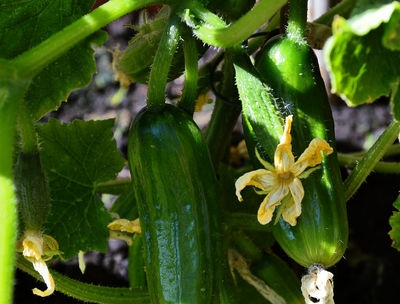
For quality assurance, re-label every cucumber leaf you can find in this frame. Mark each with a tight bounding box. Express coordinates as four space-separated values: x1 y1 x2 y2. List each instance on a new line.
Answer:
37 119 125 259
389 193 400 251
323 2 400 113
0 0 106 120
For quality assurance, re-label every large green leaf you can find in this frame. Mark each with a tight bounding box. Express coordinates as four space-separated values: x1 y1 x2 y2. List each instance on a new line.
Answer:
389 193 400 251
0 0 106 120
324 2 400 111
37 119 125 259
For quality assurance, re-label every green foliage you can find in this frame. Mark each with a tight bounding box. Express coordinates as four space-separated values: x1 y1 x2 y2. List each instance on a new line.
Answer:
26 31 107 120
37 119 125 259
324 2 400 113
0 0 107 121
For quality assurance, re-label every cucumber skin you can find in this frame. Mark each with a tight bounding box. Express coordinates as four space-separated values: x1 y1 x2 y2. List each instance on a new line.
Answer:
14 151 50 231
128 104 218 304
252 36 348 268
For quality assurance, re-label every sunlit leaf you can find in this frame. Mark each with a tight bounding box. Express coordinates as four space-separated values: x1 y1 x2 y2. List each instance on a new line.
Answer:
324 2 400 111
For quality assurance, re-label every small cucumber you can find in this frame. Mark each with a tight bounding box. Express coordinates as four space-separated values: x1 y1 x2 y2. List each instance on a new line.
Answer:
14 151 50 231
128 104 218 304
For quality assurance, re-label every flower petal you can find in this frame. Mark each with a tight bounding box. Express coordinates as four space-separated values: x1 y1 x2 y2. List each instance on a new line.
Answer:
257 184 289 225
275 116 295 173
281 178 304 226
22 230 56 297
292 138 333 175
108 218 141 234
235 169 275 201
31 258 55 297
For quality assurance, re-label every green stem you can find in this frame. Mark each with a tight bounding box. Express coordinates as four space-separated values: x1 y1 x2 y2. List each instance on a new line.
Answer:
16 255 150 304
95 178 131 195
17 103 38 154
344 120 400 201
338 153 400 174
314 0 357 26
178 30 199 115
128 234 146 289
204 50 241 168
232 230 263 263
147 13 182 108
183 0 287 47
340 143 400 159
12 0 159 78
0 61 31 304
286 0 308 43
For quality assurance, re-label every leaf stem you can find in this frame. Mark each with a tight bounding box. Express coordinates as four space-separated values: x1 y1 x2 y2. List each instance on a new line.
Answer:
232 230 264 262
313 0 357 26
17 104 38 154
178 29 199 114
16 255 150 304
344 120 400 201
12 0 159 78
204 50 242 168
146 13 182 108
95 178 131 194
338 153 400 174
183 0 287 47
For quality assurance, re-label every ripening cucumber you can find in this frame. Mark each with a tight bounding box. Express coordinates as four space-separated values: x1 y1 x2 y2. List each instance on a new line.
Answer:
127 104 219 304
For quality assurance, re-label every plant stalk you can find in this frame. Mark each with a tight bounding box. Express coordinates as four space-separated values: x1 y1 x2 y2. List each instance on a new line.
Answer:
179 30 199 115
16 255 150 304
338 153 400 174
204 50 241 169
146 13 182 108
344 120 400 201
0 62 31 304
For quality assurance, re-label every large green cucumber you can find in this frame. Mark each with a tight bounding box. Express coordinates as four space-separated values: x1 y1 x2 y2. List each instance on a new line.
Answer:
236 35 348 268
128 104 218 303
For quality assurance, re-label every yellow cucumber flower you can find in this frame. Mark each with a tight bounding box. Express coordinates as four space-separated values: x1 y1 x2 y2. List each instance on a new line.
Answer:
235 115 333 226
108 218 141 245
17 230 60 297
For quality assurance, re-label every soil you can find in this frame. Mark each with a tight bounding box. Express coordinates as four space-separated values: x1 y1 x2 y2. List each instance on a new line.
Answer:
14 13 400 304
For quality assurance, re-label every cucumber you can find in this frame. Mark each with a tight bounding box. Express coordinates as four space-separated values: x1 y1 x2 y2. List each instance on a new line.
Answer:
127 104 218 304
234 32 348 268
14 151 50 231
252 36 348 268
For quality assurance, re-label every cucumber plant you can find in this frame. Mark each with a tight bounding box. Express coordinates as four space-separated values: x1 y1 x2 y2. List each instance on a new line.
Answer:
2 0 400 304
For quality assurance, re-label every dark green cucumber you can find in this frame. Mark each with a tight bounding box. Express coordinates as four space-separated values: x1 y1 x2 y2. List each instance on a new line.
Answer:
249 36 348 268
128 104 218 304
